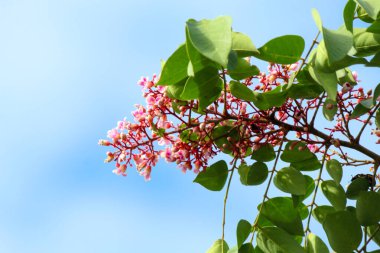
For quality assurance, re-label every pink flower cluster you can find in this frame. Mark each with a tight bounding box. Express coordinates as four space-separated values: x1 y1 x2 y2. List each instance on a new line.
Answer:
99 75 220 180
99 63 307 179
100 62 377 180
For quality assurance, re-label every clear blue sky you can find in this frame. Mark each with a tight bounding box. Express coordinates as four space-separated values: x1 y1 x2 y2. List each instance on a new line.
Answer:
0 0 378 252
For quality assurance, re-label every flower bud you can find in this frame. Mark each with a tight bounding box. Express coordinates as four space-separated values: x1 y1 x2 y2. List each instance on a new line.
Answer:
120 133 127 142
326 103 334 110
289 141 298 150
98 139 111 146
104 153 114 163
342 82 352 94
331 138 340 147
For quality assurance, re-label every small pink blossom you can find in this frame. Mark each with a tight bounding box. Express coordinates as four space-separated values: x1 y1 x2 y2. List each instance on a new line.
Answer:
352 71 359 82
107 129 119 140
288 62 298 71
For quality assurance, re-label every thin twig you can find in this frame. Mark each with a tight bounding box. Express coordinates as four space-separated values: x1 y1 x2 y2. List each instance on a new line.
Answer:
355 102 380 143
221 159 237 252
357 224 380 252
249 131 288 243
310 92 325 128
304 144 330 246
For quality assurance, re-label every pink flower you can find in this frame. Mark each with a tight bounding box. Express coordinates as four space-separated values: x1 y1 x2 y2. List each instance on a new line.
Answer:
117 118 127 130
146 94 158 107
113 163 127 176
138 75 157 89
158 136 172 146
107 129 119 140
352 71 359 82
132 105 147 122
175 149 189 161
140 166 152 181
288 62 298 71
307 144 318 153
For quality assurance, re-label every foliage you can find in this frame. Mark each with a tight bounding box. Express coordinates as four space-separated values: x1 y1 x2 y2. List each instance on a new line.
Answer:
100 1 380 252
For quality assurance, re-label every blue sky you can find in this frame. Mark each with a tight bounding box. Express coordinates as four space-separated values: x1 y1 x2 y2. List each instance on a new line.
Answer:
0 0 379 252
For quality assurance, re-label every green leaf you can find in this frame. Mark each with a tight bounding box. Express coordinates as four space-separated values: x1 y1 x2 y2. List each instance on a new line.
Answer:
296 67 320 85
367 224 380 247
311 8 322 30
212 124 239 154
292 175 316 207
193 160 228 191
274 167 306 195
321 180 347 210
287 83 324 100
166 78 188 99
322 98 337 121
229 81 257 102
228 58 260 80
312 205 336 224
312 9 353 64
346 205 357 215
186 16 232 67
238 162 269 186
374 83 380 103
256 227 305 253
337 67 357 85
356 191 380 226
238 243 255 253
346 177 371 200
308 66 338 101
353 28 380 57
298 175 316 201
281 141 314 163
256 214 273 228
254 246 264 253
350 98 374 118
297 202 310 220
252 35 305 64
356 0 380 20
237 219 252 248
357 5 375 23
290 155 321 171
157 44 189 86
326 159 343 184
260 197 304 235
288 67 324 99
368 20 380 34
180 67 223 110
227 246 238 253
207 239 229 253
179 128 199 143
180 77 199 100
323 29 353 64
376 109 380 128
323 210 362 253
245 86 288 110
368 52 380 66
251 144 276 162
314 40 367 72
232 32 259 57
227 50 239 70
185 27 218 73
344 0 356 32
287 72 296 89
306 233 329 253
